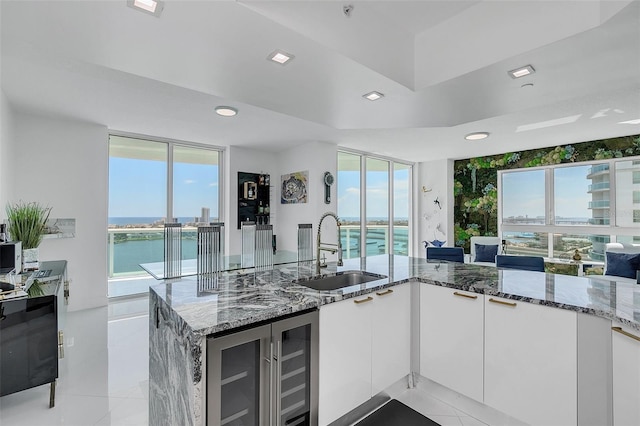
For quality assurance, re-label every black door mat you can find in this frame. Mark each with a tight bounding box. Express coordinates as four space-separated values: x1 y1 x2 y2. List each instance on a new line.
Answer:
354 399 441 426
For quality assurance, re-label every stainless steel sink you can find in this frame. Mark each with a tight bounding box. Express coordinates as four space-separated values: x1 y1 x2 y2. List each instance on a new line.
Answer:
295 271 386 291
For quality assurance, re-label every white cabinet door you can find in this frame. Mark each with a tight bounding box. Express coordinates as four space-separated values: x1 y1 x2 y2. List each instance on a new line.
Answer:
484 296 577 426
318 295 373 425
612 325 640 426
420 285 484 402
371 283 411 395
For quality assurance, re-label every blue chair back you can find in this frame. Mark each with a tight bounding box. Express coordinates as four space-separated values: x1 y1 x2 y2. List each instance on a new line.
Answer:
496 255 545 272
426 247 464 263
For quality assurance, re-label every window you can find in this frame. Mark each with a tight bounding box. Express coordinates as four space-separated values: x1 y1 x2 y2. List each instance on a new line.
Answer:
499 157 640 262
501 170 545 224
555 165 600 226
393 163 410 255
337 151 412 259
337 152 361 258
616 160 640 226
108 134 222 297
366 158 389 256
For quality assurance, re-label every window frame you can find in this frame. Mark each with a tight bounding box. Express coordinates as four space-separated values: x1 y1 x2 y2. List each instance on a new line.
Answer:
109 131 225 225
337 148 414 257
498 155 640 259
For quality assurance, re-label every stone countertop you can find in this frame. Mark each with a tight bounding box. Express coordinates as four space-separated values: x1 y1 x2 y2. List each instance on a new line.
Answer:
150 255 640 335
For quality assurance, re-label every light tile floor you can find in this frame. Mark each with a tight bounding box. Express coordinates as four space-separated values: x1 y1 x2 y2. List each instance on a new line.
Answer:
1 295 520 426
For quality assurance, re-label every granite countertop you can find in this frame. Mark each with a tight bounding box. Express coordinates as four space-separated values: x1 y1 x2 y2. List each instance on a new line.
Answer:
150 255 640 336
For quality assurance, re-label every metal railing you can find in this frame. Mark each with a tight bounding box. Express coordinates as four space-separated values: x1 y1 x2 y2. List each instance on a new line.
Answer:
108 224 411 278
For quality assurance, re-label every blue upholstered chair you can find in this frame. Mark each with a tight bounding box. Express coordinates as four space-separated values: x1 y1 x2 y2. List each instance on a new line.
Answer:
426 247 465 263
496 255 545 272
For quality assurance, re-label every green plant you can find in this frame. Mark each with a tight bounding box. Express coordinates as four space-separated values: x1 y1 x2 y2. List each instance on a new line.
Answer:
27 279 44 297
5 201 51 249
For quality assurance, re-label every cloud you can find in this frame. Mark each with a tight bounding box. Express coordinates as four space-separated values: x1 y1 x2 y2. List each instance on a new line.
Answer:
208 182 218 187
184 179 196 184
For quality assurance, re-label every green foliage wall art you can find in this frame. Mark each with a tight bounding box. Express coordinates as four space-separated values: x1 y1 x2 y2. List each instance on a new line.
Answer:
453 133 640 251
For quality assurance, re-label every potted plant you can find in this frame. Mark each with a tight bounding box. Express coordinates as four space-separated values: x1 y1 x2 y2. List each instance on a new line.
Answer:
5 201 51 270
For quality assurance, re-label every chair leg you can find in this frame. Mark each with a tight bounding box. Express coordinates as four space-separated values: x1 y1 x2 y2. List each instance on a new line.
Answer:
49 380 56 408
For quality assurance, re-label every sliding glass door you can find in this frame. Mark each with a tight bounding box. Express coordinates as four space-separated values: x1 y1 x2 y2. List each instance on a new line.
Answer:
108 134 222 297
337 151 413 259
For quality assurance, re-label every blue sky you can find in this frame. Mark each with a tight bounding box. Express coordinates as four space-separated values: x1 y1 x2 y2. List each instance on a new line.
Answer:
502 165 591 218
337 168 409 219
109 157 219 218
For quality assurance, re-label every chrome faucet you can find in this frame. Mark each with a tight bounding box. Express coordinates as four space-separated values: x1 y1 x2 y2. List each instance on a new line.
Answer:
316 212 343 274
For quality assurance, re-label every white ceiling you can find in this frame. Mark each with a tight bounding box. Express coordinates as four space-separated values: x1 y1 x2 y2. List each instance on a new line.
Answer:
1 0 639 163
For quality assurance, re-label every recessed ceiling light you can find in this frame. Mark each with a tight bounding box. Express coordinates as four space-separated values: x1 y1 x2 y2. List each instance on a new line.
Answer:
508 65 535 79
215 106 238 117
127 0 164 17
465 132 490 141
363 91 384 101
268 50 294 65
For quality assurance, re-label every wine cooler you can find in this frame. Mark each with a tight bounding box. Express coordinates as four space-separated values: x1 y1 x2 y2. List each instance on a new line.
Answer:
207 310 319 426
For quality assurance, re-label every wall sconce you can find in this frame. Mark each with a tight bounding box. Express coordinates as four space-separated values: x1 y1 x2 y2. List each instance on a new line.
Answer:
422 186 432 193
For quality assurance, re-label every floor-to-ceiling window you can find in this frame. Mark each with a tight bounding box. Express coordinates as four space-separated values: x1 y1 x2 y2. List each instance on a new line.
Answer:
337 150 412 259
108 134 222 297
393 163 411 255
337 152 362 258
366 158 390 256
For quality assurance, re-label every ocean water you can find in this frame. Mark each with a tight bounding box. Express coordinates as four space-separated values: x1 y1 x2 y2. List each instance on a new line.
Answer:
109 217 199 226
108 218 409 275
109 237 199 275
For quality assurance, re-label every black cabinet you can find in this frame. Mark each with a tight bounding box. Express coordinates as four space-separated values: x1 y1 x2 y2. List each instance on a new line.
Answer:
0 260 67 407
238 172 271 229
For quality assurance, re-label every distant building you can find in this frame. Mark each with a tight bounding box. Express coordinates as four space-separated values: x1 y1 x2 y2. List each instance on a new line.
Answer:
587 164 611 261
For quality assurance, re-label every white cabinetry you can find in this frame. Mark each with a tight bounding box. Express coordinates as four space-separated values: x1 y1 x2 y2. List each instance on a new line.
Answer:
371 284 411 395
318 283 410 425
484 296 577 426
612 325 640 426
420 285 484 402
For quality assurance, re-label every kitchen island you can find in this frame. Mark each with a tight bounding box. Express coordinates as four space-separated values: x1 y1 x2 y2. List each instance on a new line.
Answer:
149 255 640 426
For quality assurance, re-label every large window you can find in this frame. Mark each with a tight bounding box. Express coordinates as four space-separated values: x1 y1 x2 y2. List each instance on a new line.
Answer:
108 135 222 296
337 151 412 258
337 152 361 258
499 157 640 261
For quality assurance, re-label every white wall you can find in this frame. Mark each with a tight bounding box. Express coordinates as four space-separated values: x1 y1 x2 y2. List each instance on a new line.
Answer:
275 141 337 255
224 142 338 257
0 90 15 214
11 112 109 311
416 159 454 256
225 146 278 256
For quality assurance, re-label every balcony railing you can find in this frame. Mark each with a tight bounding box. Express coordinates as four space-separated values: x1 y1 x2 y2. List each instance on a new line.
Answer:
587 218 610 225
108 225 410 278
587 182 610 192
587 164 610 176
108 227 199 278
588 200 610 209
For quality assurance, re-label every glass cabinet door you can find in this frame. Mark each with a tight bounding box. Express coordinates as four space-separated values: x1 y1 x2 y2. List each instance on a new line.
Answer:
272 311 319 426
207 324 271 426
